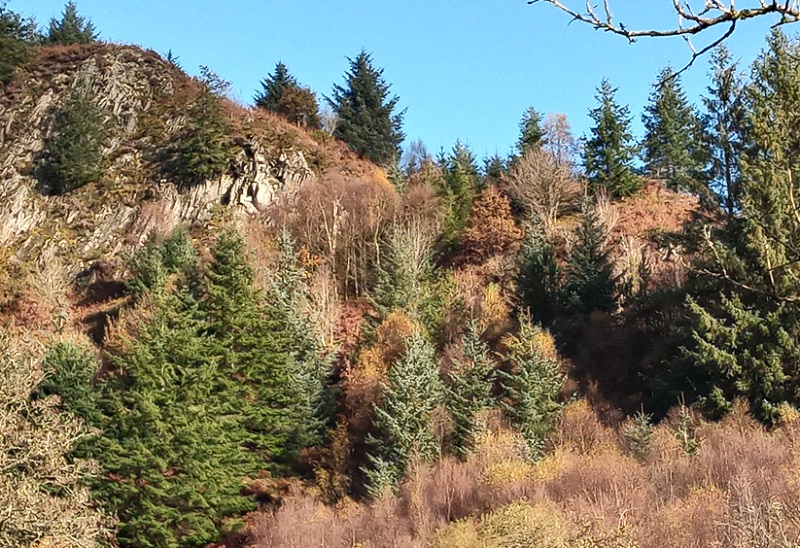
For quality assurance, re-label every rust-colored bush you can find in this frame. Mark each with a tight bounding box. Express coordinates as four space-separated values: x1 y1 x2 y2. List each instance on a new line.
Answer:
460 186 523 262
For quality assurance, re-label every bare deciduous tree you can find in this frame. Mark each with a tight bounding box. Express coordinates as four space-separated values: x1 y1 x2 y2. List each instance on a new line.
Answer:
531 1 800 70
505 148 582 229
542 113 578 171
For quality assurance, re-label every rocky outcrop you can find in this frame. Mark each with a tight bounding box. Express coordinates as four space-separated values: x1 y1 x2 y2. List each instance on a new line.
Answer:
0 44 315 269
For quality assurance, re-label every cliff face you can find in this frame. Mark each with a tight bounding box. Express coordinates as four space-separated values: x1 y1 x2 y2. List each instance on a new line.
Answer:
0 44 315 272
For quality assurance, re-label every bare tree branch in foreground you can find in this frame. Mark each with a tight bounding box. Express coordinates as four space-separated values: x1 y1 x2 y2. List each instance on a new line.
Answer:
530 1 800 74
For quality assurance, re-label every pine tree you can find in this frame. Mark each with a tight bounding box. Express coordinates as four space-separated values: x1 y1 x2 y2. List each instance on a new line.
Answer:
126 227 198 296
497 319 564 459
46 1 97 45
328 50 405 165
642 67 709 194
583 78 640 197
446 322 495 459
436 140 480 246
517 228 562 326
561 200 619 316
0 2 38 85
682 30 800 423
254 62 296 111
702 46 747 217
365 330 444 497
176 67 233 186
38 78 106 195
517 106 545 155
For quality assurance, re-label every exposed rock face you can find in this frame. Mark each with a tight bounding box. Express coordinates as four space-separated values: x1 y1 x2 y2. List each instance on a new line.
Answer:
0 44 314 271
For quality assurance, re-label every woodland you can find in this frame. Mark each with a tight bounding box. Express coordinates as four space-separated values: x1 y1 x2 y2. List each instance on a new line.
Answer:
4 1 800 547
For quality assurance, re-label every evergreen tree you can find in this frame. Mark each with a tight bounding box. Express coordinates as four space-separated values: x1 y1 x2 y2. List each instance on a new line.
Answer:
126 227 198 296
702 46 747 217
583 79 640 197
445 322 495 459
497 319 564 459
642 67 709 194
38 79 106 195
254 62 320 127
176 67 233 186
682 30 800 423
517 228 562 326
328 50 405 165
561 200 619 316
436 140 480 246
517 106 545 155
95 284 255 547
46 1 97 45
0 2 38 85
365 330 444 497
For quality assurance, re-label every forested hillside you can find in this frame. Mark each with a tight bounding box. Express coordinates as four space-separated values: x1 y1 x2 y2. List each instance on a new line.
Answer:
4 2 800 547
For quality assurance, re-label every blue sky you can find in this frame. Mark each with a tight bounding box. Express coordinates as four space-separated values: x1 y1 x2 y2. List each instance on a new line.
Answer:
15 1 779 161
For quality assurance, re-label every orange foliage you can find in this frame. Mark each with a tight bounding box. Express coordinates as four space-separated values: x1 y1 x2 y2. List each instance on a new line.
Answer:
460 186 523 263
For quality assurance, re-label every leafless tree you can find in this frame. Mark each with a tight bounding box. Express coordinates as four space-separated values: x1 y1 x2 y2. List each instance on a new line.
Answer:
542 113 578 171
531 1 800 71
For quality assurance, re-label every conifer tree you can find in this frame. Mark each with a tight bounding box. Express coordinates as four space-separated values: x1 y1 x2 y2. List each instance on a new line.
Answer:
702 46 747 217
583 78 640 197
561 200 619 316
254 62 320 127
436 140 480 246
95 284 255 547
176 67 233 186
328 50 404 165
683 30 800 423
642 67 709 194
0 2 38 85
46 1 97 45
365 330 444 497
38 79 106 195
517 106 545 155
517 228 562 326
126 227 197 296
446 322 496 459
497 319 564 459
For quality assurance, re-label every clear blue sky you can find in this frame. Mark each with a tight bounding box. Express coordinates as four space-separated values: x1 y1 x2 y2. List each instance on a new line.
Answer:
15 0 779 161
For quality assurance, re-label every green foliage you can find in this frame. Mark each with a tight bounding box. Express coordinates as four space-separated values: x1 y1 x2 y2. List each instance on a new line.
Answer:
436 140 480 247
560 201 619 317
46 1 97 45
623 411 653 461
328 50 405 165
445 322 495 459
127 227 198 296
642 67 709 194
583 78 640 197
702 46 747 217
682 30 800 424
675 405 699 456
0 2 38 85
38 79 106 195
255 62 320 127
176 67 234 186
518 228 562 326
518 106 545 155
365 330 445 497
497 319 564 459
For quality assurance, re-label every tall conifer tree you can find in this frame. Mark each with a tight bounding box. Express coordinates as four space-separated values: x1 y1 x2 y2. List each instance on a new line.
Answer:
46 1 97 45
642 67 709 194
583 79 640 196
328 50 404 165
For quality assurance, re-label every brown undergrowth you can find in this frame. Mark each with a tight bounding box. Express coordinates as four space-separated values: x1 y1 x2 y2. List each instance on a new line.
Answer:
246 401 800 548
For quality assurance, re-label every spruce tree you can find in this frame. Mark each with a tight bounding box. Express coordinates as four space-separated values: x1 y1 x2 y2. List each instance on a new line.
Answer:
328 50 405 165
445 322 495 459
0 2 38 85
254 62 320 127
561 200 619 316
497 319 564 459
642 67 709 194
365 330 444 497
254 62 296 111
583 78 640 197
46 1 97 45
702 46 747 217
176 67 233 186
436 140 480 246
517 228 562 326
682 30 800 423
517 106 545 155
38 79 106 195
